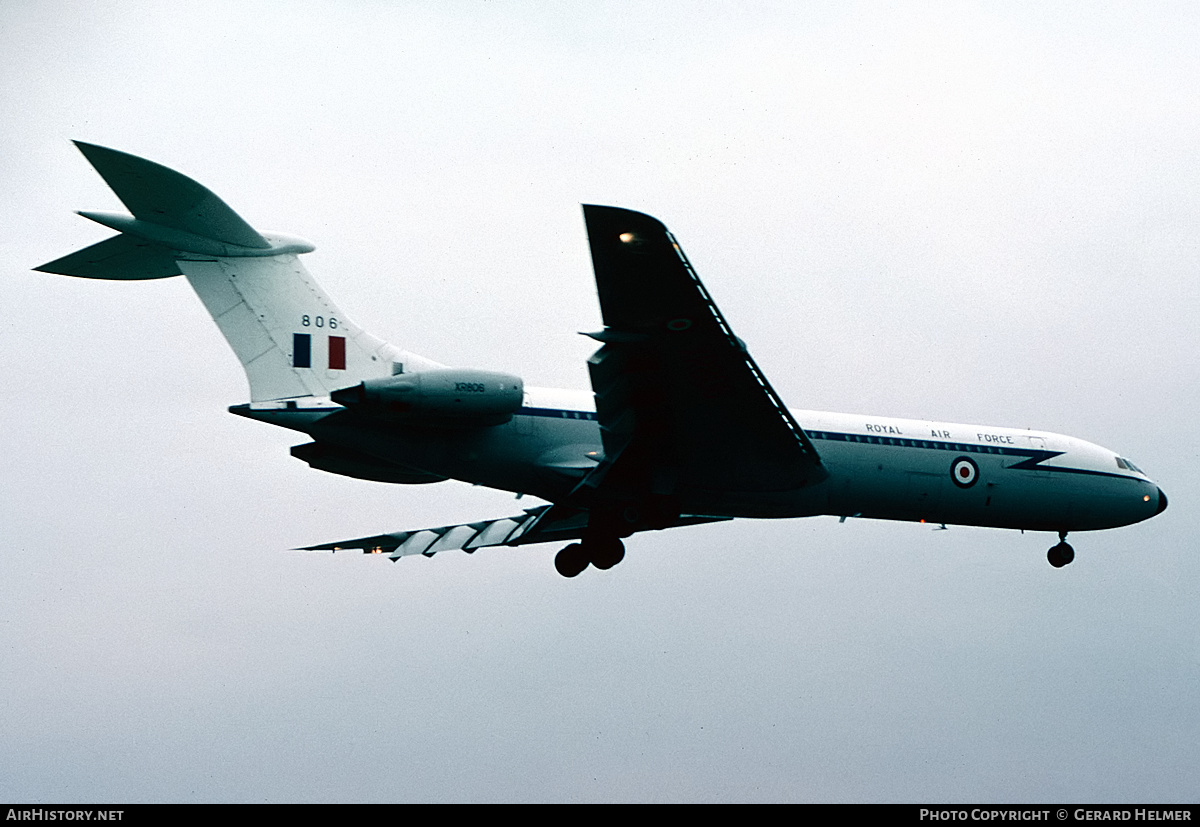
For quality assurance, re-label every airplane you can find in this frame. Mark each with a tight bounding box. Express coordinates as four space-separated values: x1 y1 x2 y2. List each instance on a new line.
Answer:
36 142 1168 577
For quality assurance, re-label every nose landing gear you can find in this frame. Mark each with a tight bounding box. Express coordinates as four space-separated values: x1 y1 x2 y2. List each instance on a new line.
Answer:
1047 531 1075 568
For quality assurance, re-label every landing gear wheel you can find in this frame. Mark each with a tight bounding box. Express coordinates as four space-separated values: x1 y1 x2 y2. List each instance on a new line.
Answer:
589 538 626 571
554 543 589 578
1047 541 1075 568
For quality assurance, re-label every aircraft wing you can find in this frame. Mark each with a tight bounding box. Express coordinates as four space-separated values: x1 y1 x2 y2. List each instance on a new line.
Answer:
579 205 825 500
298 504 730 561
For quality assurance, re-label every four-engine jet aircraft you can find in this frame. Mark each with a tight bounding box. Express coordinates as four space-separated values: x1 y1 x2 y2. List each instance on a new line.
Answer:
37 142 1167 576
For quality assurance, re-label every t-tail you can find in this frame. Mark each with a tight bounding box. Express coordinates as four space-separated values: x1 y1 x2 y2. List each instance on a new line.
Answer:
36 141 440 402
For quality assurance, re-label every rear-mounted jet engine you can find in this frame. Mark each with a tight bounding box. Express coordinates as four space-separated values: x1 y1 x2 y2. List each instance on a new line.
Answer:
331 368 524 427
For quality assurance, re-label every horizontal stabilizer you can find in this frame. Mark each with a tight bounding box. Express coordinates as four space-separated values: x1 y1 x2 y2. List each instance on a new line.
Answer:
33 233 182 280
73 141 269 249
36 142 440 401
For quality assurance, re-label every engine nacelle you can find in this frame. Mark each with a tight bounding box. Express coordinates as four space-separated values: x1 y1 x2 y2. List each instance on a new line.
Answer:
331 368 524 426
290 441 448 484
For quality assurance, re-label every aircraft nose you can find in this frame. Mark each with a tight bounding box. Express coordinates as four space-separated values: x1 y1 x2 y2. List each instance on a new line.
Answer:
1156 487 1168 515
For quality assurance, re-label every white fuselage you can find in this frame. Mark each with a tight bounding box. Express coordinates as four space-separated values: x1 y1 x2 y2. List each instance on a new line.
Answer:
260 385 1163 535
44 143 1167 566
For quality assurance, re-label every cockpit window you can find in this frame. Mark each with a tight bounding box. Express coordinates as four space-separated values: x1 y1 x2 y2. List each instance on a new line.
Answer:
1115 457 1144 474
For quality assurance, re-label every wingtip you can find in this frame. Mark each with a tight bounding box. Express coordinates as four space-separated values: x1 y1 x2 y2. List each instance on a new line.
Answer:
581 203 667 229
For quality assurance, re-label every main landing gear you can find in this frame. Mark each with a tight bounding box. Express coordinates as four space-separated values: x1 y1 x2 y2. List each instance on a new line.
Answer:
554 536 626 578
1047 531 1075 568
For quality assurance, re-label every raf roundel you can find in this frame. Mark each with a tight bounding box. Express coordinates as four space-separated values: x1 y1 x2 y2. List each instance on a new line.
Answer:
951 456 979 488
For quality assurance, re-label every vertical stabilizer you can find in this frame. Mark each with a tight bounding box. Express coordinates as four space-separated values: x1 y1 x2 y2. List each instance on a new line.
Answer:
36 142 441 401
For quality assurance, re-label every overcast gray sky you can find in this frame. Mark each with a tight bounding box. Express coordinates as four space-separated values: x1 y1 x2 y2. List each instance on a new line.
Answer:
2 0 1196 803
